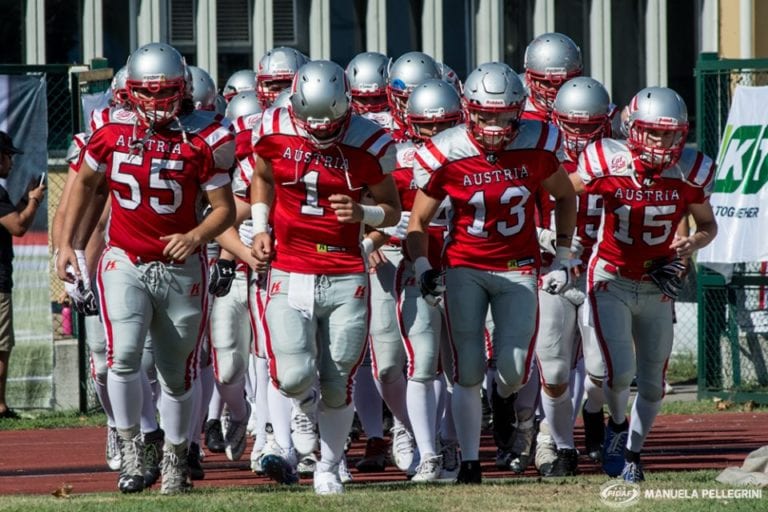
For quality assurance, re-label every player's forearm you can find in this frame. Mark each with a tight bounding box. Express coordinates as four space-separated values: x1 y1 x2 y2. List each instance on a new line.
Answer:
691 221 717 250
366 230 389 251
60 178 98 250
72 189 108 250
378 199 402 228
406 229 429 262
216 227 251 261
190 202 236 246
553 195 577 247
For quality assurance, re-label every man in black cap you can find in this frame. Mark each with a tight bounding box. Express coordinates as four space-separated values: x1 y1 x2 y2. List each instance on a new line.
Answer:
0 130 46 419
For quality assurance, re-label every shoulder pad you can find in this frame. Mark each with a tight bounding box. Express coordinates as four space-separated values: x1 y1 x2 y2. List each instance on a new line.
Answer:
508 120 560 152
580 138 633 180
675 147 716 191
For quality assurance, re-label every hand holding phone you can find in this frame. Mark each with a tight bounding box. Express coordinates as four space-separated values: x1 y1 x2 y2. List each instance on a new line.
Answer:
38 172 47 188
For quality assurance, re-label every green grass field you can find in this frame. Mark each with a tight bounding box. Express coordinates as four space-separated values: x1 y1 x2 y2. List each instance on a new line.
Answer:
0 471 763 512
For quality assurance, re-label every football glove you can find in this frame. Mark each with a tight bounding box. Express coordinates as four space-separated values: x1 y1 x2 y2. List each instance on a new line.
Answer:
208 259 237 297
541 247 578 295
419 268 446 306
648 258 686 300
536 228 557 256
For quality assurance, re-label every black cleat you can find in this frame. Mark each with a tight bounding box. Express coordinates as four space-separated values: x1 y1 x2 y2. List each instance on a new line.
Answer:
491 384 517 450
204 419 226 453
544 448 579 477
187 442 205 480
582 403 605 462
456 460 482 484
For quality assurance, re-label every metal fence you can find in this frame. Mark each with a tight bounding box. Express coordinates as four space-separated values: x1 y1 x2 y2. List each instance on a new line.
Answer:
0 64 112 411
695 53 768 403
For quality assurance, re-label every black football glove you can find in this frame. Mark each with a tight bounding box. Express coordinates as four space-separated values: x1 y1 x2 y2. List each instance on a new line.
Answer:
208 259 236 297
72 281 99 316
419 268 446 306
648 258 686 300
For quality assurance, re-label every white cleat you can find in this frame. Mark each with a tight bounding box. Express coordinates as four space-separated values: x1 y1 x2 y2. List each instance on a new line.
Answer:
535 424 558 476
411 454 443 483
338 455 353 484
291 392 319 456
314 467 345 495
298 452 318 477
106 426 122 471
391 426 415 472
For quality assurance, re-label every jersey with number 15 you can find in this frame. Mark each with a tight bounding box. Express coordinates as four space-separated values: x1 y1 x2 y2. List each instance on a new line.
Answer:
84 110 234 261
577 138 715 277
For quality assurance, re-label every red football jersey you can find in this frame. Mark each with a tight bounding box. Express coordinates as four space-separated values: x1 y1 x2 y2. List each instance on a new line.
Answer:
415 120 561 271
578 139 715 277
233 112 263 162
85 110 234 261
67 132 90 173
252 108 397 274
537 156 603 266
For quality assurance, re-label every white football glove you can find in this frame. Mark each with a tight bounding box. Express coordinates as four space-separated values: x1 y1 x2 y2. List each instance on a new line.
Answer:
570 234 584 259
379 211 411 241
63 250 98 316
238 219 254 247
536 227 557 256
541 247 578 295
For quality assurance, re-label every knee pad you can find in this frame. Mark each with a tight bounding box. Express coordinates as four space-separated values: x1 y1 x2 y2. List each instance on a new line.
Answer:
277 362 315 398
375 363 403 385
319 382 350 409
216 352 247 385
610 371 635 391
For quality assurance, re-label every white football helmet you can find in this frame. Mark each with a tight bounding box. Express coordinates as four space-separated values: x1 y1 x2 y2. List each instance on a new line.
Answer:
463 62 526 151
524 32 583 112
110 66 129 107
387 51 440 123
438 62 462 94
223 70 257 101
405 79 463 141
225 90 262 121
346 52 390 114
552 77 611 160
125 43 188 126
289 60 351 149
256 47 308 108
187 65 217 111
626 87 689 170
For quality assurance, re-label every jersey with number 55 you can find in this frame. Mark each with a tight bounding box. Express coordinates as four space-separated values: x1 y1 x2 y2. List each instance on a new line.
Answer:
84 110 234 261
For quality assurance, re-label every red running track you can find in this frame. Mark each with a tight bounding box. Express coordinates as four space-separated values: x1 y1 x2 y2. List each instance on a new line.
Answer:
0 412 765 495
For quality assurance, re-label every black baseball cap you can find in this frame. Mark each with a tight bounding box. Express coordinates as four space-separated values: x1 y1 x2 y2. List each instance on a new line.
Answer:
0 131 23 155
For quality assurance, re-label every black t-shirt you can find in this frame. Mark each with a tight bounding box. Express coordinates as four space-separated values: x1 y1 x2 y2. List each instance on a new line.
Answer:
0 186 16 292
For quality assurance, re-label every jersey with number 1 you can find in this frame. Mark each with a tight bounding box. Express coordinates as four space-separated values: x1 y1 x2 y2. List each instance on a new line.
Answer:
415 121 561 271
252 108 397 274
577 139 715 277
84 110 234 261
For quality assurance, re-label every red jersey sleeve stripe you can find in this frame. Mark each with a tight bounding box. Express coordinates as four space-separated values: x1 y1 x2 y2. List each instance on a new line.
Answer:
534 123 549 149
425 139 448 167
272 109 281 134
688 151 704 183
580 148 596 180
360 128 388 152
595 140 609 173
374 140 394 160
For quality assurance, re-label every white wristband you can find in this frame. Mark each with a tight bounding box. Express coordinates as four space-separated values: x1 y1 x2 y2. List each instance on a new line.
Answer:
413 256 432 279
361 204 386 227
361 237 375 257
251 202 270 235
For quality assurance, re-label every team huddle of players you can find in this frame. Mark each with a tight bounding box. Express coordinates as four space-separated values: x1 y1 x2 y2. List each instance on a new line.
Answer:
53 32 717 496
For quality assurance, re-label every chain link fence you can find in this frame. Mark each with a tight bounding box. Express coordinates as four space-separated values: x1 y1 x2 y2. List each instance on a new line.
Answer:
0 65 112 410
695 53 768 402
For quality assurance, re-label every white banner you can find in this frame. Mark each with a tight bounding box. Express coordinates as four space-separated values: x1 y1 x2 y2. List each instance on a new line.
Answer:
698 86 768 270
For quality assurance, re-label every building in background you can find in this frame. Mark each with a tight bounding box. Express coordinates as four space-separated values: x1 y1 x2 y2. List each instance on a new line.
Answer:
0 0 763 132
